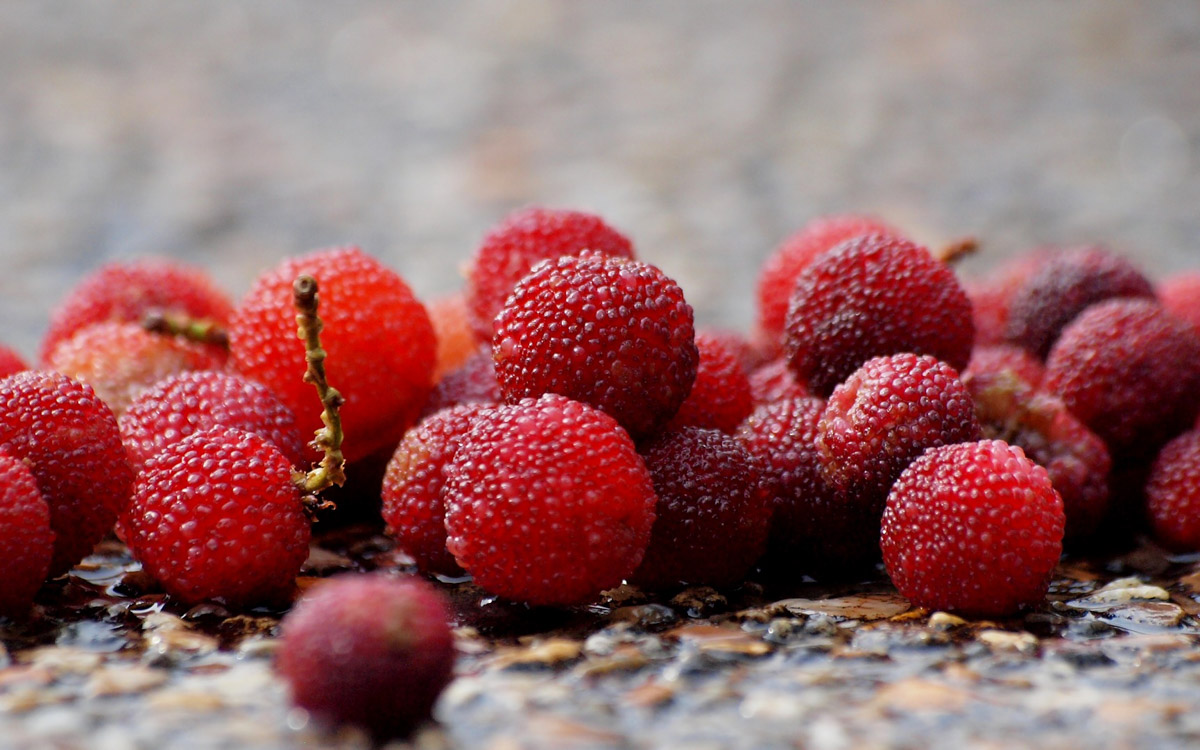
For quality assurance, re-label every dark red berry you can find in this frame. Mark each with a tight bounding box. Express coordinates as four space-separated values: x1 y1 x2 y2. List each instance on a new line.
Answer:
40 259 234 366
737 396 879 577
881 440 1064 617
230 247 436 463
493 254 698 439
756 214 899 349
962 250 1051 348
422 348 501 417
122 428 310 607
1004 246 1155 358
120 371 305 475
382 403 492 576
0 371 133 576
633 427 771 590
443 394 657 606
1146 430 1200 552
467 207 635 341
278 574 455 740
784 235 974 397
0 345 28 379
47 322 227 417
1044 298 1200 462
667 331 754 434
0 451 54 618
818 353 981 502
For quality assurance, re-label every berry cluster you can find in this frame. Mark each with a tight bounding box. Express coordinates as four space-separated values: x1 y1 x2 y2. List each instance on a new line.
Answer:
4 206 1200 739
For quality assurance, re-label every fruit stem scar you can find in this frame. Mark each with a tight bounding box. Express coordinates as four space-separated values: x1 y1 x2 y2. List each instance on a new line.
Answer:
141 310 231 350
934 236 979 265
291 274 347 503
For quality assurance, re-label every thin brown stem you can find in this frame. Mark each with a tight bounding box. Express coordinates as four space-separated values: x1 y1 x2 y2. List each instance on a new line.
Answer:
142 310 230 349
290 275 346 502
934 236 979 265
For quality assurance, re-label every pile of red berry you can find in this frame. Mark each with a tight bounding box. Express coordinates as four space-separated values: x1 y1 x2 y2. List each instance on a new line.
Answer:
4 205 1200 738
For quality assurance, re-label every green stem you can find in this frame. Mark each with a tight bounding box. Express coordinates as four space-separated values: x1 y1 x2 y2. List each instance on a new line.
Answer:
290 275 346 503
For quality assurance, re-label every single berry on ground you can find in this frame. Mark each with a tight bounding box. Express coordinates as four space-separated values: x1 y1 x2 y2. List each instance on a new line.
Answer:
666 331 754 434
1145 430 1200 552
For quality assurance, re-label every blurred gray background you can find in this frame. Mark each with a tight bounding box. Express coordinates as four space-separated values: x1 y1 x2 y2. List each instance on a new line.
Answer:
3 1 1199 360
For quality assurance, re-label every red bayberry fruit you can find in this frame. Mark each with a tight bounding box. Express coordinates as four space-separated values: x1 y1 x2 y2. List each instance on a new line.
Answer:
443 394 657 606
784 235 974 397
756 214 899 350
0 345 28 379
881 440 1064 617
818 353 981 502
422 348 501 417
47 322 227 417
962 344 1045 390
277 574 455 740
122 427 310 607
428 291 479 379
748 357 810 406
40 259 234 366
466 207 635 342
968 373 1111 539
1044 298 1200 462
230 247 436 462
120 370 305 475
633 427 771 590
699 328 765 373
1159 272 1200 336
1146 430 1200 551
737 396 879 577
961 250 1052 348
0 451 54 618
666 331 754 434
382 403 492 576
1004 246 1155 358
0 371 133 575
493 254 698 440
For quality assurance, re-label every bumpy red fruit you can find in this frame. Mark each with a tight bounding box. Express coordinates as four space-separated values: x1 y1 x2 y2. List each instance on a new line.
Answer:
1145 431 1200 551
122 427 310 607
882 440 1064 617
756 214 899 349
493 254 698 439
120 371 305 474
443 394 657 606
422 348 501 417
40 259 234 365
1044 298 1200 462
633 427 771 590
737 396 879 577
818 353 981 502
467 207 635 342
382 403 491 576
667 331 754 433
0 345 28 379
278 574 455 740
0 371 133 575
428 291 479 379
962 250 1051 348
230 247 436 462
47 322 227 417
1004 246 1155 358
784 235 974 397
0 451 54 618
748 357 810 406
962 344 1045 390
1158 272 1200 336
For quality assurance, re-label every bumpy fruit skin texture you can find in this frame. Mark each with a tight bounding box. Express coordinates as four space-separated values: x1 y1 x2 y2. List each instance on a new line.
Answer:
40 259 234 365
0 345 28 378
756 214 898 350
382 403 491 576
278 574 455 740
1159 272 1200 336
0 451 54 618
962 250 1051 348
0 371 133 576
120 371 305 474
122 428 310 608
667 331 754 434
737 396 879 577
493 254 698 440
882 440 1064 617
1146 431 1200 552
633 427 771 590
443 394 657 606
968 373 1111 539
748 357 809 406
467 207 635 342
422 348 501 417
47 322 227 417
230 246 436 463
1004 246 1155 359
962 344 1045 390
784 235 974 397
1044 298 1200 462
818 353 981 502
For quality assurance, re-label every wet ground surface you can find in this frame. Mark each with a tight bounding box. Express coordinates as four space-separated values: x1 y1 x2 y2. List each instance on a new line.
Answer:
4 528 1200 750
